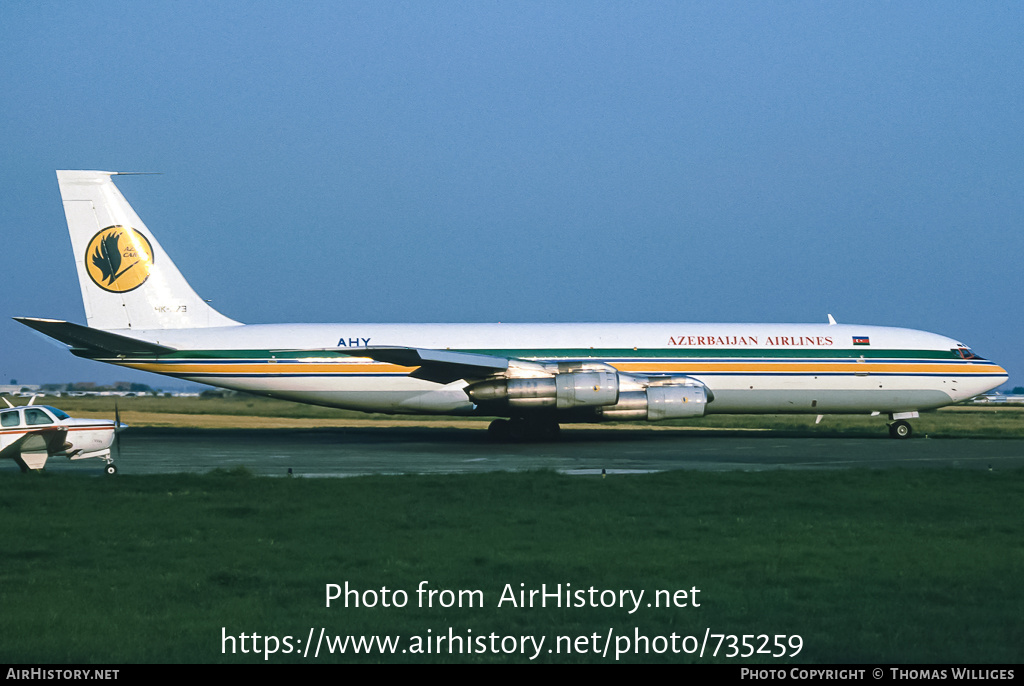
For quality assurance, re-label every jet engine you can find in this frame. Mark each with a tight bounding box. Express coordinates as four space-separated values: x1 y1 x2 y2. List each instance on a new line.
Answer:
466 370 619 409
466 369 710 421
594 384 709 421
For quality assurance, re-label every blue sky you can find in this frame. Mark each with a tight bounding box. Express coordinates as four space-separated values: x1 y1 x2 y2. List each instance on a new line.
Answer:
2 1 1022 389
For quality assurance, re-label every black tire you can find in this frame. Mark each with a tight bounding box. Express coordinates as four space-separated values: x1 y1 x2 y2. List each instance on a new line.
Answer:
105 463 118 475
516 418 562 442
531 420 561 442
507 418 528 442
544 421 561 441
889 420 912 439
487 419 511 442
489 418 561 442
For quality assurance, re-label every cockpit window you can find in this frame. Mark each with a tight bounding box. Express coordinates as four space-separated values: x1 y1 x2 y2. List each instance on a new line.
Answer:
0 410 20 428
24 408 53 426
954 347 982 360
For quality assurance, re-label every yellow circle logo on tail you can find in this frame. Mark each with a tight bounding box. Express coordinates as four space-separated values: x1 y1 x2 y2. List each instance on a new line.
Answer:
85 226 155 293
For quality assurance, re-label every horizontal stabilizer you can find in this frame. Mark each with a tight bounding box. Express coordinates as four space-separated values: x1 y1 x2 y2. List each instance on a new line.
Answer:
14 318 175 356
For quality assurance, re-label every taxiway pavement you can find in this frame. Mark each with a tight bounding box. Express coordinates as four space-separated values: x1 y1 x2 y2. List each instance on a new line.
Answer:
14 426 1022 477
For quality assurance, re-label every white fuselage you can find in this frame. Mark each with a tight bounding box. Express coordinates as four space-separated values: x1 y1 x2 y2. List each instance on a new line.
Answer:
89 321 1007 417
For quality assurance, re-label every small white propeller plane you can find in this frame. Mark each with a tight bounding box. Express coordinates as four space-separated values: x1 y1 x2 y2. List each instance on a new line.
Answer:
13 171 1010 441
0 396 124 474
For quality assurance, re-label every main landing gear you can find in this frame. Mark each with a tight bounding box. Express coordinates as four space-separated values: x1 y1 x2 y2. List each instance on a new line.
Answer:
487 418 561 443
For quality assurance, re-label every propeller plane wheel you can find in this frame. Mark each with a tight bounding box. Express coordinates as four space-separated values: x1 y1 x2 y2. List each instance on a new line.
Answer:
105 463 118 475
888 420 913 440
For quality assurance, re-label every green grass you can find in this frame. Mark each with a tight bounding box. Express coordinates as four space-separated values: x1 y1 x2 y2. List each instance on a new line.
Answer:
659 405 1024 439
1 469 1021 663
31 394 415 420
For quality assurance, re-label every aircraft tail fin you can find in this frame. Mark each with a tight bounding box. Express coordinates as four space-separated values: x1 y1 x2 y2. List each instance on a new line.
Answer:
56 170 241 331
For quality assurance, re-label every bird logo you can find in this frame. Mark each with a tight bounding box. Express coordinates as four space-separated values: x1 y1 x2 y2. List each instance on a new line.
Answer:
84 226 154 293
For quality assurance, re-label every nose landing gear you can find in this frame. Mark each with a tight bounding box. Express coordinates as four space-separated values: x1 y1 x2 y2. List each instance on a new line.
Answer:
888 420 913 439
887 412 919 439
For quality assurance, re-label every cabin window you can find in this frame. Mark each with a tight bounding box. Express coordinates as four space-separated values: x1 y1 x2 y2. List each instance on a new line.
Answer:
0 410 19 428
24 408 53 426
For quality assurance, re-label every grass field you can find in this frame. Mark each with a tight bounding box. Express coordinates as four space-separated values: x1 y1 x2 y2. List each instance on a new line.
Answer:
1 468 1022 663
2 396 1022 663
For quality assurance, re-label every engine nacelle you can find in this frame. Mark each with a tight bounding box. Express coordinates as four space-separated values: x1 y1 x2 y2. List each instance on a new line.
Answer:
467 370 619 409
595 385 708 421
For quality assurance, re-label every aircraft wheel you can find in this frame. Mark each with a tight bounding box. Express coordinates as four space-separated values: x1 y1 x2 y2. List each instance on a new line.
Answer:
889 420 912 440
507 418 528 442
487 419 511 442
517 419 562 442
531 420 561 442
489 418 561 443
105 464 118 475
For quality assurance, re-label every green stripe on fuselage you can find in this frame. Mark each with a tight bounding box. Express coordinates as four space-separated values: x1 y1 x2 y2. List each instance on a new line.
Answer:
139 347 964 361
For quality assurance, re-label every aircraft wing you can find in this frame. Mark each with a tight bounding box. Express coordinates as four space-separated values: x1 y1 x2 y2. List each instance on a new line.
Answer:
346 346 511 384
0 434 36 462
0 428 68 471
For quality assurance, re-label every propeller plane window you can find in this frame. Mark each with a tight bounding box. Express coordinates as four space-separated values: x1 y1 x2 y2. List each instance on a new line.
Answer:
1 410 20 428
44 406 70 420
24 408 54 426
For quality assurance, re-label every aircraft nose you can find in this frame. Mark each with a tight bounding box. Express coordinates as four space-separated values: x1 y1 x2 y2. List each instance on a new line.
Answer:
987 364 1009 393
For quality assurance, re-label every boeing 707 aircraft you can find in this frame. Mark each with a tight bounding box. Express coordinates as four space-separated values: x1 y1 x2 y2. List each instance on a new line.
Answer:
15 170 1008 440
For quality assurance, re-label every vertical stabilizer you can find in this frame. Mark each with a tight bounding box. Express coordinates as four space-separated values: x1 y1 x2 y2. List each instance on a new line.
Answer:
56 170 240 330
